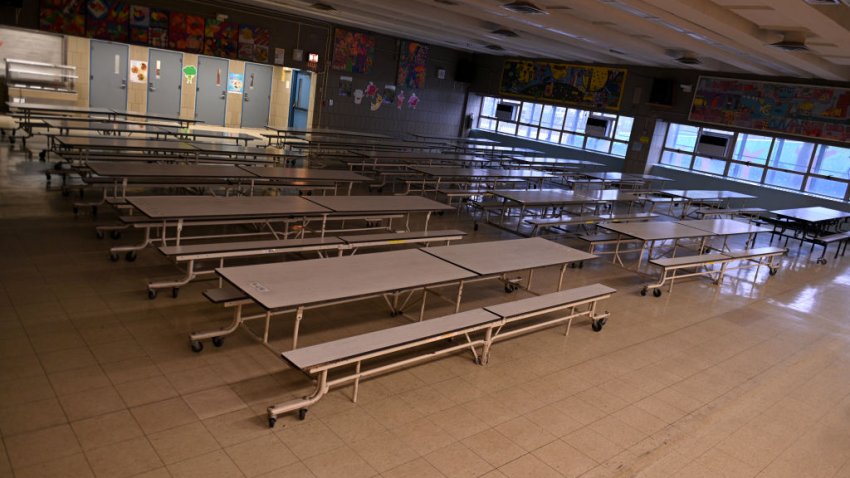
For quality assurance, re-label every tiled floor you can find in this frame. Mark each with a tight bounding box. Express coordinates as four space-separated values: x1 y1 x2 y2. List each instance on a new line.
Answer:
2 136 850 478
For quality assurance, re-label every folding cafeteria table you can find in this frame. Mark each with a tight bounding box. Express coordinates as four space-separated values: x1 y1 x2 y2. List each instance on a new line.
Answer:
157 128 259 146
599 221 717 269
676 218 772 251
199 237 595 350
304 194 454 232
477 189 601 232
656 189 756 217
768 206 850 249
406 166 554 194
54 136 199 162
85 161 257 198
239 165 372 195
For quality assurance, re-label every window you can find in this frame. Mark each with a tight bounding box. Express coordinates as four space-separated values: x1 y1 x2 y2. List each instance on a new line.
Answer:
476 96 632 157
660 122 850 201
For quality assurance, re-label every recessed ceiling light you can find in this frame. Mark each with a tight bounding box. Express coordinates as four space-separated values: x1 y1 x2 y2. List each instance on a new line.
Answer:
433 0 459 5
502 1 548 15
310 2 336 11
491 28 519 37
675 56 701 65
485 44 506 51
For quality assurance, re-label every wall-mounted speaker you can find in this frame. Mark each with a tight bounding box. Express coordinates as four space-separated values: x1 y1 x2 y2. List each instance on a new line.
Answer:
648 78 674 106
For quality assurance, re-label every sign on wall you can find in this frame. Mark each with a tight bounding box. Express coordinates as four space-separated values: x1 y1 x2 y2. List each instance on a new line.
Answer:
689 75 850 143
499 59 627 112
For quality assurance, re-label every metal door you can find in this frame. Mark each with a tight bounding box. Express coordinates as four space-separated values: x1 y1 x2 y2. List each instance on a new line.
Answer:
146 49 183 117
240 63 273 128
194 56 229 126
89 40 128 110
288 70 311 128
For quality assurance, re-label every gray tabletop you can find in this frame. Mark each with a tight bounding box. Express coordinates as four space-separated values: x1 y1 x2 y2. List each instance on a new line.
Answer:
422 237 595 275
218 248 476 310
128 196 330 220
88 162 255 178
676 219 772 236
190 143 283 156
408 166 554 179
579 189 639 202
599 221 712 241
113 109 201 124
771 206 850 224
45 120 168 134
269 127 391 139
165 129 258 141
581 171 643 182
306 195 454 213
7 102 113 115
56 136 197 151
659 189 756 200
240 166 371 182
491 189 593 206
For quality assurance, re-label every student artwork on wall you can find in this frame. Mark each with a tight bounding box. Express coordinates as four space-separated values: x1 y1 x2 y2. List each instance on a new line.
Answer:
499 60 627 111
274 48 286 66
129 60 146 82
690 76 850 143
168 12 204 53
204 18 238 59
382 85 395 105
338 76 352 96
236 25 269 62
148 8 169 48
331 28 375 74
86 0 129 42
397 41 428 90
39 0 86 36
128 4 149 44
227 72 244 94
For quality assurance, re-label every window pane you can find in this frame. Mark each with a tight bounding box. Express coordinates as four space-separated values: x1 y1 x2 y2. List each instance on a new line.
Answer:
478 118 496 131
480 96 497 117
614 116 633 141
586 137 611 153
559 133 584 148
660 151 692 168
811 145 850 178
693 156 726 175
764 169 804 189
539 105 564 130
497 121 517 135
728 163 764 182
665 124 699 151
731 133 771 165
564 109 588 133
805 177 847 199
517 125 538 139
769 139 813 172
610 142 627 157
519 103 542 125
538 128 560 143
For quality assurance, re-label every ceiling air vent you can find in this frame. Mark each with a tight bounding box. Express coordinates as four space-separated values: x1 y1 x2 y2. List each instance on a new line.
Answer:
492 28 519 37
433 0 459 5
310 2 336 11
502 1 548 15
485 44 505 51
675 56 702 65
770 32 809 51
802 0 841 5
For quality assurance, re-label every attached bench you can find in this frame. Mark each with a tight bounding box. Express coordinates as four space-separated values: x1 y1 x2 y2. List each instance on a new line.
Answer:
148 230 468 299
527 212 659 236
694 207 767 219
812 231 850 264
265 284 615 426
642 246 787 297
579 233 643 255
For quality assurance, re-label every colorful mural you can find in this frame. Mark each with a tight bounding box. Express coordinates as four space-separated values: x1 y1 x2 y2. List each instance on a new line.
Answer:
203 18 237 59
397 40 428 90
499 59 627 111
39 0 86 36
86 0 129 42
331 28 375 74
690 76 850 143
168 12 203 53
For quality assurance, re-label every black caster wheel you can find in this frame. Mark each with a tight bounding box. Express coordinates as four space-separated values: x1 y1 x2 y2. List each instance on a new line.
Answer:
578 261 584 269
378 188 383 193
298 408 308 420
770 267 779 275
38 151 46 161
653 289 662 298
172 288 179 298
190 340 203 353
389 310 398 317
438 211 444 216
591 318 606 332
110 253 119 262
91 206 98 217
110 230 122 240
62 189 70 197
125 251 137 262
473 223 479 231
45 173 52 182
148 289 157 300
640 287 647 296
268 416 277 428
504 285 513 293
96 230 104 239
212 336 224 347
816 258 826 265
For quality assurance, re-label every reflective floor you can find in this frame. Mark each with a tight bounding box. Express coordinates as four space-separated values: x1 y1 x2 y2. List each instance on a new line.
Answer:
2 137 850 478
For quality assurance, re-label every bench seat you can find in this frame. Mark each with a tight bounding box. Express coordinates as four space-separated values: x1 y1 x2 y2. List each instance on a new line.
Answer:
159 237 343 259
812 231 850 264
266 284 615 426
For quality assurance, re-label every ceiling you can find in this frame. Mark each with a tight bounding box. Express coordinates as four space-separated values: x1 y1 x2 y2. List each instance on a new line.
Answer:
240 0 850 81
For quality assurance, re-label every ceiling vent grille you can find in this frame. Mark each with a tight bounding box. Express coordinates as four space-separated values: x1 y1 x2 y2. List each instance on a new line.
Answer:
433 0 459 5
502 1 548 14
491 28 519 37
675 56 702 65
310 2 336 11
770 32 809 51
485 44 506 51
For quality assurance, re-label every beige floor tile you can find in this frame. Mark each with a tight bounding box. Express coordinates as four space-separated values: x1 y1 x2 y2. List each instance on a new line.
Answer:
85 436 163 478
523 403 583 437
319 407 388 443
167 449 245 478
131 397 198 435
498 454 560 478
427 404 489 441
275 420 345 460
0 397 66 437
204 408 273 448
612 405 670 436
532 439 597 478
424 442 494 478
361 396 426 429
71 410 144 451
102 357 163 385
5 424 81 469
58 385 125 421
89 338 147 364
254 461 316 478
183 385 247 420
588 415 647 449
390 416 457 456
47 365 111 396
12 453 94 478
461 428 526 468
493 416 557 452
349 429 420 473
38 346 97 373
225 434 298 477
303 445 377 478
148 422 221 465
116 375 179 408
165 365 227 396
563 425 623 464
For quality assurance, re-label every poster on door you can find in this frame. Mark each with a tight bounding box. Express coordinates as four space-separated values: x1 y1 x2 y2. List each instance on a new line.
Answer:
227 72 244 94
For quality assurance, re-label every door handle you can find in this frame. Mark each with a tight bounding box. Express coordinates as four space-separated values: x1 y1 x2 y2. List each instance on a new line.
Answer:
120 79 127 89
220 91 226 99
244 93 249 102
148 82 156 92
